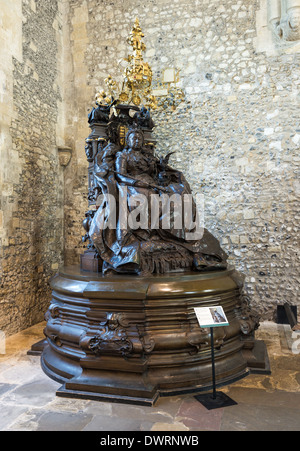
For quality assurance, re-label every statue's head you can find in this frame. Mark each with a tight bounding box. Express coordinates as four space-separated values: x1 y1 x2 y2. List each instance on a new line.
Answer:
126 128 144 150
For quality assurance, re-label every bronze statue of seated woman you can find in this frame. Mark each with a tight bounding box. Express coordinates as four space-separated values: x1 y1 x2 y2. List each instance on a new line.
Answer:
88 127 228 275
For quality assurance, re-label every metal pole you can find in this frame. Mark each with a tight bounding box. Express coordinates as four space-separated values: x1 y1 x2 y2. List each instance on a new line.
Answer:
284 303 300 331
210 327 217 400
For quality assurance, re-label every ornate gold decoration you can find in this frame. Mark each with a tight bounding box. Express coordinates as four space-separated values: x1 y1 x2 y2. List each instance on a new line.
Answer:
93 18 184 111
121 17 157 109
97 18 157 110
118 124 128 147
95 89 113 106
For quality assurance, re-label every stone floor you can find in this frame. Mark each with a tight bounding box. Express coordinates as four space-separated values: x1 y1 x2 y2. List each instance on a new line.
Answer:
0 321 299 431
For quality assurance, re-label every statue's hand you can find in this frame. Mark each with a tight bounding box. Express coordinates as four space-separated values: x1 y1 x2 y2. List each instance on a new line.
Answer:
95 163 110 178
132 180 146 188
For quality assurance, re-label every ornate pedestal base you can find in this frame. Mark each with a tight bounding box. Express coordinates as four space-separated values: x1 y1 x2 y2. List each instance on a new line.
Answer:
41 265 270 406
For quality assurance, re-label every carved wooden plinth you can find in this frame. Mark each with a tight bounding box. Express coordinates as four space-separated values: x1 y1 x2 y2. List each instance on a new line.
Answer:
41 265 270 406
80 250 102 272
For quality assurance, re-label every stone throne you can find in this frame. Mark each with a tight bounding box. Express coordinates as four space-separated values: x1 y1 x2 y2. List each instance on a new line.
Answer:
41 19 270 406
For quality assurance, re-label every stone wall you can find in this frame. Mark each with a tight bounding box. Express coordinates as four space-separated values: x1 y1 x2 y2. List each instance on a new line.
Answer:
63 0 92 265
65 0 299 320
0 0 65 335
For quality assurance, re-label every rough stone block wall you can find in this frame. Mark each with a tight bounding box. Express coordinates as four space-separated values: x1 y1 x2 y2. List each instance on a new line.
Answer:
65 0 299 320
0 0 64 335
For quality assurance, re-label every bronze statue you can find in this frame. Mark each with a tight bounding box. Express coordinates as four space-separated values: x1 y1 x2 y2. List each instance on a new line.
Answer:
88 97 116 125
41 20 269 407
133 106 155 129
86 107 227 275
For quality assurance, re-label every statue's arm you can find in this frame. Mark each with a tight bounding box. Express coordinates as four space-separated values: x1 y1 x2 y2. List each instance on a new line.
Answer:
114 152 136 186
115 151 127 174
114 151 159 189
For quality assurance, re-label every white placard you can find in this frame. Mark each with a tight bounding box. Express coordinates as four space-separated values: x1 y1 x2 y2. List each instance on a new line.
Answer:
194 306 229 328
152 88 169 97
163 68 176 83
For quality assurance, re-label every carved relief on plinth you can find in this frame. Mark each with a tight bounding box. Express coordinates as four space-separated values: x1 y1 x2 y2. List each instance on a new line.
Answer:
80 313 135 357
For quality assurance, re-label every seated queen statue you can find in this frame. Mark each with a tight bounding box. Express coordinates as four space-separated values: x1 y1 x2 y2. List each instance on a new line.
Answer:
88 122 228 275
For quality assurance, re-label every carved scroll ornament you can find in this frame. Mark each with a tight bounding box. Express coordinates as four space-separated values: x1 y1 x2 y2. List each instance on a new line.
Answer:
235 294 260 337
84 313 134 357
268 0 300 42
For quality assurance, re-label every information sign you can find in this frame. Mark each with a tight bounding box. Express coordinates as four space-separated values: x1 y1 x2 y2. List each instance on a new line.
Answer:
193 305 237 409
194 306 229 328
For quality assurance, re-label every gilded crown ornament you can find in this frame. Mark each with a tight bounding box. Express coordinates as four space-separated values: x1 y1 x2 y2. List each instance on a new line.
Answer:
92 18 185 112
97 18 157 110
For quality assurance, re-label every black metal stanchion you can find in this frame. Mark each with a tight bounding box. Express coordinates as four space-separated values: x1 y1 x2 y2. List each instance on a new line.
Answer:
195 327 237 409
210 327 217 400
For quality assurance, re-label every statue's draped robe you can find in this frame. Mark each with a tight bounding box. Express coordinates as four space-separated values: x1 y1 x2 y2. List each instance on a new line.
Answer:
89 144 227 274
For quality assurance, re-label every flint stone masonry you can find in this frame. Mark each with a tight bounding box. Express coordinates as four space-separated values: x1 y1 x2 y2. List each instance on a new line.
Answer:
0 0 64 335
0 0 299 336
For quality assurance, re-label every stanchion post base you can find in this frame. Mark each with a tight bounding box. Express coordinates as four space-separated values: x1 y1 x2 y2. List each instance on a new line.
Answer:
195 391 237 410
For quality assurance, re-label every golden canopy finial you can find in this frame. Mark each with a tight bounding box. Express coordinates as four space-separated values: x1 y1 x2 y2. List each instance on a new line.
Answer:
127 17 146 59
96 18 157 110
